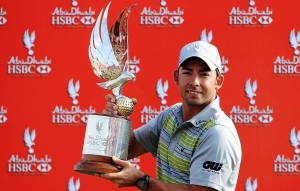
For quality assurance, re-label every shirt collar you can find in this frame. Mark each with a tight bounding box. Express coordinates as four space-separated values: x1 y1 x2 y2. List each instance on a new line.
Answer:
187 96 221 127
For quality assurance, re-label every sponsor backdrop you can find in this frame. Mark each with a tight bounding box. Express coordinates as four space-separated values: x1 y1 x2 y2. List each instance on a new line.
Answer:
1 0 300 190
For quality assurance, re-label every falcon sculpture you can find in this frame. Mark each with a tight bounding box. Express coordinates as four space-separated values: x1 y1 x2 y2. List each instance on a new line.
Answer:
89 2 136 117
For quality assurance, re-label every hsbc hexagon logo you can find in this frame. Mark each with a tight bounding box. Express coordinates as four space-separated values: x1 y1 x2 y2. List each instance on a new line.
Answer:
0 16 7 25
36 65 51 74
37 163 52 172
258 16 273 25
81 16 95 25
169 16 184 25
0 8 7 25
258 115 273 124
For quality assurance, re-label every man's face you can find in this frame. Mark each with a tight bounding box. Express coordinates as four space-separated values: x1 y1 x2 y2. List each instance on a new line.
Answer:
174 57 223 110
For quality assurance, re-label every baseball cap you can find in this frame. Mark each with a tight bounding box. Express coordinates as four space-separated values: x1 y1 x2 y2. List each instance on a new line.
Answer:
178 40 221 73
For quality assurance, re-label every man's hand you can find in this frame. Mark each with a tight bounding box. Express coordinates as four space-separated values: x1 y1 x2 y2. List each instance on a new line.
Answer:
102 94 137 116
95 156 144 188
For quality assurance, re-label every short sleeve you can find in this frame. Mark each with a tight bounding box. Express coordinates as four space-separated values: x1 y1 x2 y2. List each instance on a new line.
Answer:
134 110 167 157
189 124 241 190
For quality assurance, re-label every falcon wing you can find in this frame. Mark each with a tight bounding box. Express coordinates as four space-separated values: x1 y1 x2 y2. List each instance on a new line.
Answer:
245 79 253 98
30 129 36 142
89 2 121 80
68 79 76 98
297 31 300 42
110 4 136 72
156 79 165 98
289 29 299 49
23 128 33 148
68 177 75 191
252 80 257 92
252 179 258 190
201 29 208 42
74 80 80 92
245 177 252 191
290 128 299 148
163 80 168 92
23 29 33 49
30 31 35 44
75 179 80 190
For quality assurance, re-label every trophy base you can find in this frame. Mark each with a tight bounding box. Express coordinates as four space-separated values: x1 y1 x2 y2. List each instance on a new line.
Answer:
74 154 122 175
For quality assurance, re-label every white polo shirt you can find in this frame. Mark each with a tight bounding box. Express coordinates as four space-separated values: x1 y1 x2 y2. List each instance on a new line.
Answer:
134 96 242 191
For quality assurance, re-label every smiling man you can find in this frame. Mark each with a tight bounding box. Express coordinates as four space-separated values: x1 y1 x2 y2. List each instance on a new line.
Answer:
101 40 242 191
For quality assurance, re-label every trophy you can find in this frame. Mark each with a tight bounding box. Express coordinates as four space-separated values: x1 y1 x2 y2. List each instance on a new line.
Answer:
74 1 136 175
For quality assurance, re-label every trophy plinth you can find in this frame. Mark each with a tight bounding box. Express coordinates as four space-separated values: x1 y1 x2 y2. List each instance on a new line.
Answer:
74 113 131 175
74 155 122 175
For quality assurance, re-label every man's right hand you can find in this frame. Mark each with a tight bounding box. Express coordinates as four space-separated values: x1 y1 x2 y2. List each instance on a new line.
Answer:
102 94 137 116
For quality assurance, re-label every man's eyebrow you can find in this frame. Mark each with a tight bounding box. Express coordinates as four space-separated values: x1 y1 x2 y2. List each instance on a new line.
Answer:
181 66 192 71
181 67 211 72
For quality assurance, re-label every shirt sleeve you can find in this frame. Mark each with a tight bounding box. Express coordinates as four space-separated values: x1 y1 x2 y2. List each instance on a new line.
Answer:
189 124 241 190
133 109 168 157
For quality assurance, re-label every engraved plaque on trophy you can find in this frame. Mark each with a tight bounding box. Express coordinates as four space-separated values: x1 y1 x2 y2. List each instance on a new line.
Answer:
74 1 136 175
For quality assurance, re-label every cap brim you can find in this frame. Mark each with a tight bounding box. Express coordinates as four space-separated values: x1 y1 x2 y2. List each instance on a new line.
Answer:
179 56 217 71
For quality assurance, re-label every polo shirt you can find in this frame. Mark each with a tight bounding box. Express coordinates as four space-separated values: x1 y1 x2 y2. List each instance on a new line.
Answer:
134 96 242 191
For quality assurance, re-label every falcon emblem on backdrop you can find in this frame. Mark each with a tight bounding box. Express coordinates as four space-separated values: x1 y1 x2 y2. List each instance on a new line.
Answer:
289 127 300 154
156 79 168 105
245 79 257 105
23 29 35 55
68 79 80 105
245 177 257 191
23 127 36 154
68 177 80 191
289 29 300 55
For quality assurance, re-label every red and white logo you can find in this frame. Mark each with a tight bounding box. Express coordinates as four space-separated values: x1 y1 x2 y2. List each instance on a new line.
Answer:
273 29 300 76
140 0 184 27
274 127 300 174
229 0 273 27
52 78 96 126
229 78 273 125
51 0 95 27
8 127 52 174
7 29 52 76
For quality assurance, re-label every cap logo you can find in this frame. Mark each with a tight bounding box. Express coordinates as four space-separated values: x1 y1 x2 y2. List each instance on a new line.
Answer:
187 42 208 52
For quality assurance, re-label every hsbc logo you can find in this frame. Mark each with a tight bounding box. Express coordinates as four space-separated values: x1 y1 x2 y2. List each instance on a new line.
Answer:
200 29 229 74
7 29 52 77
51 0 95 27
274 127 300 174
229 78 274 126
0 106 7 124
273 29 300 76
0 7 7 26
140 77 169 124
140 0 184 27
228 0 273 27
52 79 96 126
202 161 223 172
7 127 53 175
128 56 141 74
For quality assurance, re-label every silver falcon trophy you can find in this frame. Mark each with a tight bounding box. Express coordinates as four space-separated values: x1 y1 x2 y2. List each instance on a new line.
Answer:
74 1 136 175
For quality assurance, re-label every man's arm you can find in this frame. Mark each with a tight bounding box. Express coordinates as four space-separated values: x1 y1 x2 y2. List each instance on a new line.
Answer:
100 157 217 191
127 130 148 159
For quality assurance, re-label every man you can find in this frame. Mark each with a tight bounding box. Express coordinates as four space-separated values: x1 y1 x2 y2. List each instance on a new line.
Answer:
99 40 242 191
